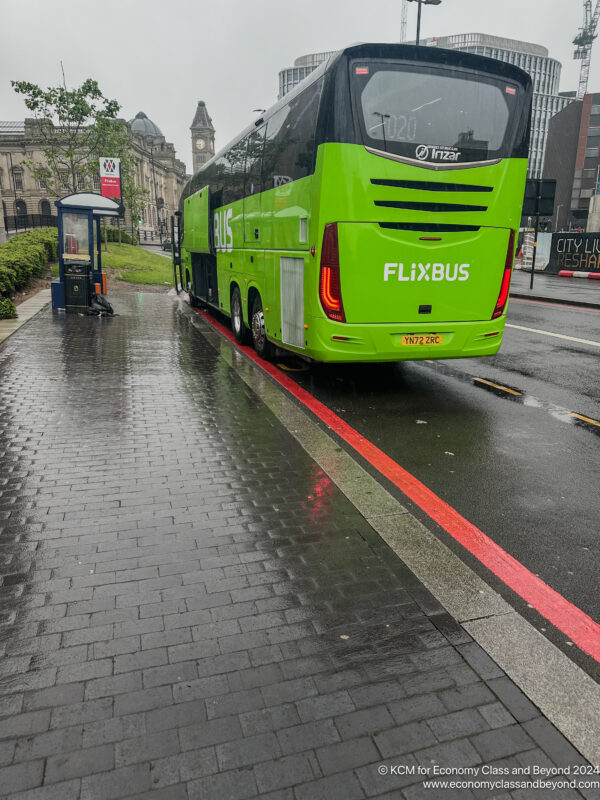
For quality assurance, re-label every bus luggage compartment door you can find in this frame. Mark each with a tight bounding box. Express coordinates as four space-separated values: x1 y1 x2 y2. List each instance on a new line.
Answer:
337 223 512 324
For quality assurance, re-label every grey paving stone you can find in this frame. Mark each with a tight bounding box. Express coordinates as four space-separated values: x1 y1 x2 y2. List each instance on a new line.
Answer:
45 744 114 783
254 754 315 793
426 708 490 741
216 731 280 770
277 718 340 754
471 724 536 761
335 705 396 740
375 721 438 758
316 736 380 775
0 757 44 793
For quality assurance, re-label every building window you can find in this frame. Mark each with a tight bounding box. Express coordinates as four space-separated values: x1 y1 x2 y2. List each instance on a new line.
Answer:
39 177 48 190
93 174 101 191
60 171 69 188
585 147 599 157
13 170 23 191
40 199 51 216
16 200 27 216
77 173 86 190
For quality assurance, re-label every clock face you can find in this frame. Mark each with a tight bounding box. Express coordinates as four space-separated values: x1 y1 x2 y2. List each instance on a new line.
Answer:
196 139 206 150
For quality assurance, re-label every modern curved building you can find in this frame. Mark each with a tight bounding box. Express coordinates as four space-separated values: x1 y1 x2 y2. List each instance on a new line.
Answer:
278 51 337 99
419 34 573 178
279 36 573 178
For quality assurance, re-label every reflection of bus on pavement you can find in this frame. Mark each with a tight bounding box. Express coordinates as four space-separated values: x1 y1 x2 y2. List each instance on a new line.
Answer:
179 43 532 362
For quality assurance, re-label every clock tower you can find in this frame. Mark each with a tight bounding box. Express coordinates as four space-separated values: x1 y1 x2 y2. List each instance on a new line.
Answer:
190 101 215 173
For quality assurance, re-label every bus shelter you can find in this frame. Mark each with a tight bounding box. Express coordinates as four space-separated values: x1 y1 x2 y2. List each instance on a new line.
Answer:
51 192 122 312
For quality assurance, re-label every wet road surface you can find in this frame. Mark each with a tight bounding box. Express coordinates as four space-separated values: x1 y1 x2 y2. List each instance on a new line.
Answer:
0 293 596 798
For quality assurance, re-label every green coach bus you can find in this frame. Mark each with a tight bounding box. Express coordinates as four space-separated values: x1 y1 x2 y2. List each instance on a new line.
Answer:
179 43 532 362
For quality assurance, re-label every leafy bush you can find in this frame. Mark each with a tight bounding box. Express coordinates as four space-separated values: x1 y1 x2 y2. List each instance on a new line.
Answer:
100 227 133 245
0 297 17 319
0 228 58 297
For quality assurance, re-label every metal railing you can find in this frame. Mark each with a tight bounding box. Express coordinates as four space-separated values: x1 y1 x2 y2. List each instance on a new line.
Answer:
4 213 58 234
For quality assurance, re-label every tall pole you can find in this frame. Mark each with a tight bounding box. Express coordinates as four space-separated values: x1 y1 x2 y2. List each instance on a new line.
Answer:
416 0 422 45
401 0 408 41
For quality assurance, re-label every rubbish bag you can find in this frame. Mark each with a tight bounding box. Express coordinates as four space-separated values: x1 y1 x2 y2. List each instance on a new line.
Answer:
85 293 114 316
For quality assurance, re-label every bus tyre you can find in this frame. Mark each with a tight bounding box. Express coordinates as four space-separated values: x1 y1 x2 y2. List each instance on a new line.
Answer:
231 286 249 345
251 295 273 359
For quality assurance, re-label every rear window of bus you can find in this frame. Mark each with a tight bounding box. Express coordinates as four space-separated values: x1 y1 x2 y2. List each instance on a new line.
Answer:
352 61 520 163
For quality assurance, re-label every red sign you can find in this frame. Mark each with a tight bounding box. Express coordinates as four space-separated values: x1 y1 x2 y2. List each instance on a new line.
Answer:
99 157 121 199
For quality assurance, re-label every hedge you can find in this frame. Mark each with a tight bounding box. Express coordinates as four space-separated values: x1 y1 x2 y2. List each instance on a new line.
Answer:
0 228 58 297
0 297 17 319
100 226 134 244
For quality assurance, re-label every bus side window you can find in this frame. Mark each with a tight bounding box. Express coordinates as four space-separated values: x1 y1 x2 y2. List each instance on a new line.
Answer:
262 78 323 190
218 141 247 206
245 128 265 196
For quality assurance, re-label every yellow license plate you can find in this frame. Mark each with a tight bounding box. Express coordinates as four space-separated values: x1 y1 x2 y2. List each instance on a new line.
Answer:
401 334 443 346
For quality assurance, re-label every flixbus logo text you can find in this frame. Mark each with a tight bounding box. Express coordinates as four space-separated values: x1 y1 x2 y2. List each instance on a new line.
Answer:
384 263 470 282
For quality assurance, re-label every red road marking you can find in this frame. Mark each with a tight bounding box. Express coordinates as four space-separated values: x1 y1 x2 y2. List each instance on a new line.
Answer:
512 297 600 313
196 307 600 662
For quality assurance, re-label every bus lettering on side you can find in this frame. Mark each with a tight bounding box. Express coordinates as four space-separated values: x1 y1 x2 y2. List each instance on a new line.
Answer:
214 209 233 253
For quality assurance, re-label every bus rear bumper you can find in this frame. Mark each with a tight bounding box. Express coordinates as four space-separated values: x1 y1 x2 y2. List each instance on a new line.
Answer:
305 317 507 362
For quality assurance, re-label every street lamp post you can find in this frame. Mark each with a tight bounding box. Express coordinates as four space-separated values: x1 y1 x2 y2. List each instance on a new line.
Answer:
555 203 564 231
407 0 441 46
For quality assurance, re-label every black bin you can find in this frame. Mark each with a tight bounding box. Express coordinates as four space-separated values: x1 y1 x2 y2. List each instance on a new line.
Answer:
64 261 91 312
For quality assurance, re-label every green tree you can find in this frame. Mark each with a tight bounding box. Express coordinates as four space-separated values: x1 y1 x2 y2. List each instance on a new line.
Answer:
12 78 149 241
12 78 121 195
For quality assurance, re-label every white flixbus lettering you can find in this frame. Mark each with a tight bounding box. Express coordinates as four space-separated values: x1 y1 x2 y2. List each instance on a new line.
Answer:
383 261 470 282
383 263 397 281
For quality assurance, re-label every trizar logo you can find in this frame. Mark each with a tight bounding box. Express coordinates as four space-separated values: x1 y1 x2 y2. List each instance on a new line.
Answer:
415 145 429 160
102 159 117 174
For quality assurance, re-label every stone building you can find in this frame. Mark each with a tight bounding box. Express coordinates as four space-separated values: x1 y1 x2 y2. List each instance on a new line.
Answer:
190 101 215 174
128 112 187 238
0 112 187 239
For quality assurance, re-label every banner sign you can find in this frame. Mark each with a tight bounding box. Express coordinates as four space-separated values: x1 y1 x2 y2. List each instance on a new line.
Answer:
99 157 121 199
546 232 600 272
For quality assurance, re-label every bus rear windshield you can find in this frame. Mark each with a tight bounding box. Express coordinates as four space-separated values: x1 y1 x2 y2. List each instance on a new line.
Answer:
352 60 524 163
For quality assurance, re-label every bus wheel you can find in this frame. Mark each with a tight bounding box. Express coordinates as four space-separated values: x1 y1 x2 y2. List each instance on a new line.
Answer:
251 295 273 359
231 286 249 345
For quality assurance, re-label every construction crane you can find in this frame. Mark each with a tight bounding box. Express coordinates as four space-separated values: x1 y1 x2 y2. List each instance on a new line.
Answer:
573 0 600 99
401 0 408 42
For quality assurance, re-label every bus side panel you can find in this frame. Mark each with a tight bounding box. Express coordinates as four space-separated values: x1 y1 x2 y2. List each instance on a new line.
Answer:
260 176 312 251
182 186 211 254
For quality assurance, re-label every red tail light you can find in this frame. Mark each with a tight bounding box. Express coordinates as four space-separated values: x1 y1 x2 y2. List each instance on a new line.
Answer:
492 228 515 320
319 223 345 322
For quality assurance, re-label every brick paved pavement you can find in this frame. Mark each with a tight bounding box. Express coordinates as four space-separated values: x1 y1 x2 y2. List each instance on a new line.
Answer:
0 293 596 799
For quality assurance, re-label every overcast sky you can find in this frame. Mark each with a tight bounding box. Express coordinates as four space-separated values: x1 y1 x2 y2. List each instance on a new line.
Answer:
1 0 598 173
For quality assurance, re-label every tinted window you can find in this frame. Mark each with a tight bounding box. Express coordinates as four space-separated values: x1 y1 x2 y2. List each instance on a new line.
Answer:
353 61 521 162
245 128 265 195
262 78 322 189
216 138 247 205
